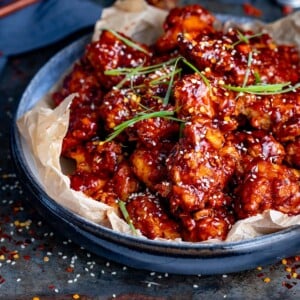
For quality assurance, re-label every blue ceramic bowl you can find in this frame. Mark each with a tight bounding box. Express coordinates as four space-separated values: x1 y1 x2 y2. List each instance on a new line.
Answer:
11 33 300 275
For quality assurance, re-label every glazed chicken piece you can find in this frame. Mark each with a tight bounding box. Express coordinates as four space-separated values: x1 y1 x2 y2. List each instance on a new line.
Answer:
126 192 181 239
155 4 215 53
85 30 152 90
52 61 104 155
68 141 123 196
68 139 140 206
174 73 239 131
166 119 238 211
227 130 286 179
109 161 140 201
100 85 180 144
181 206 235 242
52 60 103 107
99 89 143 133
236 91 300 142
285 138 300 168
234 159 300 219
130 141 175 191
165 117 239 241
178 28 300 86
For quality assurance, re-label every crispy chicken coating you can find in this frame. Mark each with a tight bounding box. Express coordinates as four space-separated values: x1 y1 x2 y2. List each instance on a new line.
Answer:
52 61 104 155
85 30 152 90
126 192 181 239
174 73 238 131
234 160 300 219
178 28 300 86
155 4 215 53
285 138 300 168
181 207 235 242
236 92 300 142
130 142 174 191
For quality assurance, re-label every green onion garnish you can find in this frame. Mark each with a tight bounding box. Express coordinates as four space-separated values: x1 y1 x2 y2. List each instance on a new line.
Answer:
118 200 137 235
105 110 183 142
224 82 300 95
242 51 253 88
181 57 210 86
232 30 264 47
107 29 151 55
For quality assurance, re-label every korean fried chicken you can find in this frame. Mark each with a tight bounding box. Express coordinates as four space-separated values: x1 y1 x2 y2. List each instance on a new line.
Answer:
52 4 300 242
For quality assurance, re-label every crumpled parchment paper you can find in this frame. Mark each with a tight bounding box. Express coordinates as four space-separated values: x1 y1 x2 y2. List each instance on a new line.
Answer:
17 0 300 243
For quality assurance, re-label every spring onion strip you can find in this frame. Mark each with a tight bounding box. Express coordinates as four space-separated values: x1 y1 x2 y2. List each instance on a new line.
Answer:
104 58 179 76
242 51 253 88
224 82 300 95
118 200 138 235
163 57 182 105
254 71 261 84
107 29 151 55
105 110 184 142
181 57 210 86
232 30 264 47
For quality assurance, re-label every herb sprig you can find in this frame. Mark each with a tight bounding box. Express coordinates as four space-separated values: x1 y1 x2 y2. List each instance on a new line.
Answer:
224 82 300 95
118 200 137 235
105 110 183 142
107 29 151 55
232 30 264 48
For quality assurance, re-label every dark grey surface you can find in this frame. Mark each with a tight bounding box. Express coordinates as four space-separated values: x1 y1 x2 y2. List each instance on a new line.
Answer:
1 0 300 299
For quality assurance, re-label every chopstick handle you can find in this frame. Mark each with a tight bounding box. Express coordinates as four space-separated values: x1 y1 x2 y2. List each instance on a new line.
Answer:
0 0 39 18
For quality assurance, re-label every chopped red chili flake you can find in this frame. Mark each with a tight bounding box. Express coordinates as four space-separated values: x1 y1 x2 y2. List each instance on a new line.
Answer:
282 5 293 15
243 3 262 17
282 281 295 289
0 276 5 284
23 255 31 261
48 285 56 290
66 266 74 273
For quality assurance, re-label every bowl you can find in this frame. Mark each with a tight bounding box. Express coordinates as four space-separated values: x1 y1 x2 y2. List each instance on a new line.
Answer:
11 32 300 275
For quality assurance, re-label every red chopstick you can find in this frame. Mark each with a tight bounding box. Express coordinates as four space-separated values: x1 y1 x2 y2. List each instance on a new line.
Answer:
0 0 39 18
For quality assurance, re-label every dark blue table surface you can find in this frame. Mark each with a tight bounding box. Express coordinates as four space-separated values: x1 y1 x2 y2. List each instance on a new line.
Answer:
1 1 300 299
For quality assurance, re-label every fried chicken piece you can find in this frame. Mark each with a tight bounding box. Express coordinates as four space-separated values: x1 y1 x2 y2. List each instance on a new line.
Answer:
85 30 152 90
130 142 174 191
236 91 300 142
181 207 235 242
110 161 140 201
174 73 238 131
285 138 300 168
52 61 104 155
99 90 142 134
129 106 180 147
166 117 239 213
70 172 107 197
68 141 128 208
126 192 181 239
234 159 300 219
52 60 103 107
62 107 100 156
227 130 286 179
178 28 300 86
67 141 123 178
155 4 215 53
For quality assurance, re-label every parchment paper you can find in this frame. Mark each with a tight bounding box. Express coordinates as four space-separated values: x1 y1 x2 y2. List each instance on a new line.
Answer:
17 0 300 243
